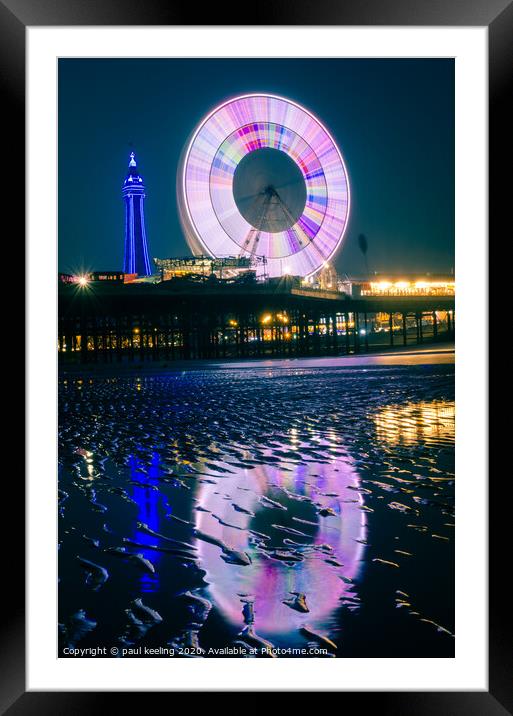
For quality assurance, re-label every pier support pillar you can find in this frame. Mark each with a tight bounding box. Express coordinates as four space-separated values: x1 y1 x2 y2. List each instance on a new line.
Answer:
354 313 360 353
332 314 338 354
170 316 176 361
402 313 407 346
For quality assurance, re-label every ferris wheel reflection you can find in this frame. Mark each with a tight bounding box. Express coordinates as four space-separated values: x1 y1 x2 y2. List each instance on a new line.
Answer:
194 454 367 638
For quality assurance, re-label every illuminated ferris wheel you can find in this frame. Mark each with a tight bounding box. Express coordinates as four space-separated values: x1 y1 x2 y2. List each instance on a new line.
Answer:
178 94 350 278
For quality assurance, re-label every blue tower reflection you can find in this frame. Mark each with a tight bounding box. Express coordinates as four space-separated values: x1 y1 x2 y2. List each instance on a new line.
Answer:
128 451 164 593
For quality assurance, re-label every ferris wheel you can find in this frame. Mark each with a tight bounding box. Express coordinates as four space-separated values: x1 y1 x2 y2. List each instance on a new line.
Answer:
178 94 350 278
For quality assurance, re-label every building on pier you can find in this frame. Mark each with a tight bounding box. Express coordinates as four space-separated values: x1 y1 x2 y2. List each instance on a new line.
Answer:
153 255 254 282
341 274 455 298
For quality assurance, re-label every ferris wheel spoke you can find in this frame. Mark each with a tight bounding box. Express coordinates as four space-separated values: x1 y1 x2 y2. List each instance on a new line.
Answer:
239 229 261 256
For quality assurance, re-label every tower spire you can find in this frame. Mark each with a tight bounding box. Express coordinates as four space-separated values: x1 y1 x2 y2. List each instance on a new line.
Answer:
122 152 152 276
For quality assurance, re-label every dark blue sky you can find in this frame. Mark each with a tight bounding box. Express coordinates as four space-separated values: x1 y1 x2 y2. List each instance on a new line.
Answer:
58 58 454 276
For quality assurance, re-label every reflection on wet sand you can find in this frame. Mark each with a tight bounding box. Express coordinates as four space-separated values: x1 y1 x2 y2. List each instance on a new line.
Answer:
195 458 366 636
373 401 455 446
58 362 455 657
129 453 163 594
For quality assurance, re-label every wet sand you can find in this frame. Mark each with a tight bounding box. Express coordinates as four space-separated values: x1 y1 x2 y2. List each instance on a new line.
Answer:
59 348 455 658
211 343 455 370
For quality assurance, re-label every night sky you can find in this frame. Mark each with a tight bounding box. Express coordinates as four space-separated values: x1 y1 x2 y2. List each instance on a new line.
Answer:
58 58 454 277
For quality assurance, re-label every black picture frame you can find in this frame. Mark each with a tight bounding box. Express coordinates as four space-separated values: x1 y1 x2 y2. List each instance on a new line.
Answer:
3 0 508 710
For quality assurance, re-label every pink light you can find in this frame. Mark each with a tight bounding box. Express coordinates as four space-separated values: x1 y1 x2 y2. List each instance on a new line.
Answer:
194 457 366 637
178 94 351 278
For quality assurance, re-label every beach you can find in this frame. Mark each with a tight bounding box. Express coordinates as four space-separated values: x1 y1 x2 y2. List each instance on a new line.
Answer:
58 345 455 658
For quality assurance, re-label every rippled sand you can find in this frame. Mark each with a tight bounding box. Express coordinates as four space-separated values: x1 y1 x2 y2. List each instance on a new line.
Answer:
58 361 454 658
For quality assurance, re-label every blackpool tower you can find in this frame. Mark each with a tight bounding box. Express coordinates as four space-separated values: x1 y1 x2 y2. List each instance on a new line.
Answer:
122 152 152 276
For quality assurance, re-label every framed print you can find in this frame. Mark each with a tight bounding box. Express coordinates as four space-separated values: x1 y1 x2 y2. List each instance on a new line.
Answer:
2 0 509 709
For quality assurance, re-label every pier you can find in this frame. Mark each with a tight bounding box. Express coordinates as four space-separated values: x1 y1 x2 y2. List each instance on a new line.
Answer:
58 280 455 363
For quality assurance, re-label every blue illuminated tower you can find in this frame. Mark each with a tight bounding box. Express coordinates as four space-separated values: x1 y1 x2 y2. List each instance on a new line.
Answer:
123 152 152 276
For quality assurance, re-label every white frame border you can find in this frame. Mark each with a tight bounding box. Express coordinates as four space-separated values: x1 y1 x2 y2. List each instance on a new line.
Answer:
27 26 487 691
